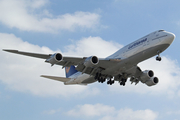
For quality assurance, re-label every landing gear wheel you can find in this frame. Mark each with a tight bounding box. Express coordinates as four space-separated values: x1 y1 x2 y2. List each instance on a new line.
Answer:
156 51 162 61
103 78 106 83
107 79 114 85
97 76 106 83
120 78 127 86
120 82 123 85
95 73 105 83
156 56 161 61
100 77 104 83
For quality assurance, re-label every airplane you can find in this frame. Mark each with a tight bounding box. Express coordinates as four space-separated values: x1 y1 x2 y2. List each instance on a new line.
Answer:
3 29 175 87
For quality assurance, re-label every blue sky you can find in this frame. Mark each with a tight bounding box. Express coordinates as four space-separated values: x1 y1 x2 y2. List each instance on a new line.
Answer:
1 0 180 120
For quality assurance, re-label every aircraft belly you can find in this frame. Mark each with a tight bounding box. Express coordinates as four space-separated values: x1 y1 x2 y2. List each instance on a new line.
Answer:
81 77 97 84
128 44 170 64
101 59 131 75
75 74 90 84
101 44 170 76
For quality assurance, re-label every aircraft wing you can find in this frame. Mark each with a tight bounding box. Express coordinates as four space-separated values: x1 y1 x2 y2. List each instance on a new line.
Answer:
3 49 85 65
3 49 121 76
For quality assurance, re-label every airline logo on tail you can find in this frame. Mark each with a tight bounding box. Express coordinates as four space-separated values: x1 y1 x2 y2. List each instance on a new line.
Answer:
65 65 78 78
65 67 70 73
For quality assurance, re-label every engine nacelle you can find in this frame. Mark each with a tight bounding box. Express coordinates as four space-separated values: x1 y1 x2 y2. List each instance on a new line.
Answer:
140 70 154 83
145 77 159 86
46 53 63 65
84 56 99 67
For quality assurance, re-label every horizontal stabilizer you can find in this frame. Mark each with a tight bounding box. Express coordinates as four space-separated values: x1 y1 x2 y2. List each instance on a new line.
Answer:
41 75 71 82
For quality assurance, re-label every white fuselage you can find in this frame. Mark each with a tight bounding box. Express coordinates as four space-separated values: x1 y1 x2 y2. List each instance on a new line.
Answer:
64 30 175 85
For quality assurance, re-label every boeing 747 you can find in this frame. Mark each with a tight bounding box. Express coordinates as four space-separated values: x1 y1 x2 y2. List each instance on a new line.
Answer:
3 30 175 86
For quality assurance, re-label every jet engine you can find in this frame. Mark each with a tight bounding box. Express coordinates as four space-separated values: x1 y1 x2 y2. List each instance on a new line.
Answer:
84 56 99 67
140 70 154 83
145 77 159 86
140 70 159 86
46 53 63 65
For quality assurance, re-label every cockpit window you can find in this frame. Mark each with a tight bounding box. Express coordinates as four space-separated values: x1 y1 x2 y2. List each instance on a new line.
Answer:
158 30 164 32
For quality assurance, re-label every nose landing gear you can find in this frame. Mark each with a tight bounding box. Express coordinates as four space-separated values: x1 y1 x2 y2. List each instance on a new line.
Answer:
156 56 161 61
156 51 162 61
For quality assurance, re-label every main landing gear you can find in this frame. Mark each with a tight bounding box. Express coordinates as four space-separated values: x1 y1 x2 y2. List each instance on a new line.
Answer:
119 78 127 86
107 79 114 85
156 51 162 61
95 73 127 86
95 73 115 85
95 73 105 83
115 74 127 86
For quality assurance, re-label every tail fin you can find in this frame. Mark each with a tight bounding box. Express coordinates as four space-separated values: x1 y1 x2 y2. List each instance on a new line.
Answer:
65 65 78 78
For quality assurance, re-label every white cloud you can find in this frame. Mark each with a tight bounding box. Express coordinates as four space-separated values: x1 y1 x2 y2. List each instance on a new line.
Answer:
66 104 158 120
63 36 123 57
29 0 49 8
0 0 101 33
67 104 115 117
43 108 61 115
111 109 157 120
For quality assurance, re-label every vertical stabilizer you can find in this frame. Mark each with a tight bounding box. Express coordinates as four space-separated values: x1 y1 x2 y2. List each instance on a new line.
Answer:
65 65 78 78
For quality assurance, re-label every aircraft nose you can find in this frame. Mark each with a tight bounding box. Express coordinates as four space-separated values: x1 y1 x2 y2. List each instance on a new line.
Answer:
168 32 175 44
164 32 175 45
170 33 175 40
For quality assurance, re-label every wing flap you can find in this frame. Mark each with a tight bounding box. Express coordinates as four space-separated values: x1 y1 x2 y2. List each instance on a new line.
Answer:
41 75 71 82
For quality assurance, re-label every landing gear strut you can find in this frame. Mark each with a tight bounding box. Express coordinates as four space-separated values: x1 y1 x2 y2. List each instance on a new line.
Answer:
94 72 100 80
95 72 106 83
156 51 161 61
98 77 106 83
